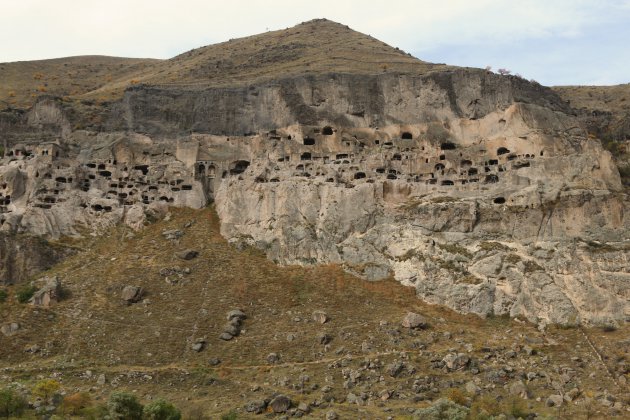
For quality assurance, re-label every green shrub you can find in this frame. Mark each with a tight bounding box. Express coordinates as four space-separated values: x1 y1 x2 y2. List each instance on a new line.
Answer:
220 410 238 420
143 399 181 420
412 398 469 420
0 289 7 303
16 285 37 304
0 387 28 418
108 392 143 420
32 379 61 403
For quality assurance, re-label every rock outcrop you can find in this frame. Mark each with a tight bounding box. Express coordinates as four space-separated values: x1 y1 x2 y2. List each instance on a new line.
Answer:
0 19 627 326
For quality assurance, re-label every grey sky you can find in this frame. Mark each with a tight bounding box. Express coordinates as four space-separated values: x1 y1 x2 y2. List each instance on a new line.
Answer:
2 0 629 86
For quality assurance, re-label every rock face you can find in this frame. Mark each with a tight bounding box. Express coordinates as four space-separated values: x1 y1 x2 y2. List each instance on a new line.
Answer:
0 233 73 285
0 20 628 326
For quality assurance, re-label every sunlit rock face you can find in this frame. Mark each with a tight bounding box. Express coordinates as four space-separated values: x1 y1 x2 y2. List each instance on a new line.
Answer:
1 69 628 326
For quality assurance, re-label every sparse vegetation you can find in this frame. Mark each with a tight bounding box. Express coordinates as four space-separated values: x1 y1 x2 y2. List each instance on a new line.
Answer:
143 398 181 420
0 387 28 419
107 392 143 420
0 289 7 303
15 284 37 303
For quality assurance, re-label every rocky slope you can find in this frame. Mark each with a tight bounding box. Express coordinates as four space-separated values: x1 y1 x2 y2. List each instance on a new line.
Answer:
0 19 628 327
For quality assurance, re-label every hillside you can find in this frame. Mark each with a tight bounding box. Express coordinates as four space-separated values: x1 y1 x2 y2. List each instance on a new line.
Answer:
0 19 445 110
0 207 627 418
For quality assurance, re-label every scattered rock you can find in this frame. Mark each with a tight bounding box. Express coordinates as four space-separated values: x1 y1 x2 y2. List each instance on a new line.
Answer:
269 394 291 413
162 229 184 240
546 394 564 407
318 333 333 345
31 276 62 307
267 353 280 364
97 374 106 385
191 340 205 352
227 309 247 321
121 285 144 304
223 323 240 337
325 411 339 420
219 333 234 341
312 310 329 324
402 312 428 329
465 381 481 395
244 399 267 414
175 249 198 260
443 353 470 371
208 358 221 366
387 361 405 377
509 380 530 399
1 322 20 336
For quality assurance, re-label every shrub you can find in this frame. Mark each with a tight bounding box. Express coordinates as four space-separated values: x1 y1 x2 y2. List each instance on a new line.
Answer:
32 379 61 403
0 387 28 418
220 411 238 420
16 285 37 304
0 289 7 303
413 398 469 420
61 392 91 415
108 392 143 420
469 395 502 419
445 387 469 406
143 399 181 420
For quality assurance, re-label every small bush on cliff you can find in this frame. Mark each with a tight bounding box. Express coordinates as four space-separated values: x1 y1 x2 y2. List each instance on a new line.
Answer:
0 289 7 303
16 285 37 304
32 379 61 403
61 392 92 416
413 398 469 420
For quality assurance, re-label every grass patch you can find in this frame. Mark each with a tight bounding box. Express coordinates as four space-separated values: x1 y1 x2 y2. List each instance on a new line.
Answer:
478 241 512 253
437 243 473 259
504 253 521 265
15 284 37 304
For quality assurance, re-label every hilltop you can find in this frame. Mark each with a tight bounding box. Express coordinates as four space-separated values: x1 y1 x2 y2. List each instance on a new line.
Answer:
0 19 444 109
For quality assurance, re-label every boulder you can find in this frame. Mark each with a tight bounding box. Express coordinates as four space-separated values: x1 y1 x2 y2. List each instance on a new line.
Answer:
121 285 144 303
219 332 234 341
175 249 198 260
402 312 428 329
269 395 292 413
443 353 470 371
312 310 329 324
227 309 247 321
30 277 62 307
1 322 20 336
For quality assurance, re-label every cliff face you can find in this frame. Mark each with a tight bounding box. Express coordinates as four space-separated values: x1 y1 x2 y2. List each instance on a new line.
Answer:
107 69 569 137
0 20 627 326
0 233 74 285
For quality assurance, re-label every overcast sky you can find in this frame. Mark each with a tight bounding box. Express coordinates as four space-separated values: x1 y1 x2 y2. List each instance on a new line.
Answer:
2 0 629 86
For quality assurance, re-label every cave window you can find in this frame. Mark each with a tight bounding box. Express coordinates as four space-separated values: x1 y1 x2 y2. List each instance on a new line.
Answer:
134 165 149 175
354 172 366 179
493 197 506 204
392 153 402 161
540 150 544 156
387 174 397 180
488 159 498 165
434 163 445 171
441 180 454 186
401 132 413 139
485 174 499 183
99 170 112 178
303 137 316 146
497 147 510 155
460 159 472 166
468 168 478 176
300 153 312 161
375 140 380 145
440 142 456 150
208 165 216 178
322 126 334 135
98 163 106 170
376 168 385 173
439 155 446 160
335 153 348 160
230 160 250 174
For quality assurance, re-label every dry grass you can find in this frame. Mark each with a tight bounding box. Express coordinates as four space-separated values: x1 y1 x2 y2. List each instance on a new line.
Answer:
0 206 626 418
0 19 447 110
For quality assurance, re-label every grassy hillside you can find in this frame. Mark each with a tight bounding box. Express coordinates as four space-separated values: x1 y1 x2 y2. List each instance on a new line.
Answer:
0 19 446 110
0 207 626 418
